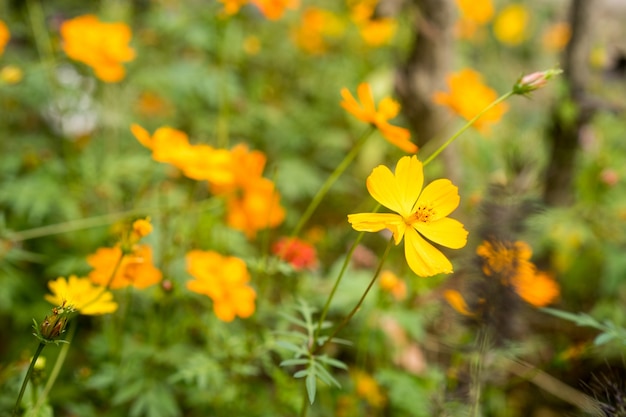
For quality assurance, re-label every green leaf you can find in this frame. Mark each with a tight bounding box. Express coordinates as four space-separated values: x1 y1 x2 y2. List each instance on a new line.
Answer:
280 358 310 367
293 369 309 378
317 355 348 370
594 332 616 346
313 361 341 388
306 372 317 404
275 340 308 356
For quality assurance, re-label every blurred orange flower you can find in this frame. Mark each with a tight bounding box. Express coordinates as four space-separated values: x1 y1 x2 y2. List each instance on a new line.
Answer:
493 4 529 46
219 0 249 16
512 270 560 307
341 83 417 153
272 237 318 271
292 7 344 54
456 0 494 25
379 270 407 301
542 22 571 52
87 245 162 290
443 289 473 316
186 250 256 322
433 68 508 132
349 0 396 46
211 143 266 195
0 20 10 56
60 15 135 82
353 370 386 408
45 275 118 315
250 0 299 20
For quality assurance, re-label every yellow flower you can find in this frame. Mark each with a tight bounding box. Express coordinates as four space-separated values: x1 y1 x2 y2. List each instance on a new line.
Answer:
542 22 571 52
0 20 10 56
186 250 256 322
493 4 529 46
433 68 508 132
45 276 118 315
0 65 23 84
87 245 162 290
60 15 135 82
341 83 417 153
353 370 386 408
348 156 468 277
456 0 494 25
131 217 153 240
379 270 407 300
250 0 299 20
349 0 396 46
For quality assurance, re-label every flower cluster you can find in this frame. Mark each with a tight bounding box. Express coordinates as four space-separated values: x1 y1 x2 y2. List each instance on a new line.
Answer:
186 250 256 322
341 83 417 153
60 15 135 82
132 125 285 238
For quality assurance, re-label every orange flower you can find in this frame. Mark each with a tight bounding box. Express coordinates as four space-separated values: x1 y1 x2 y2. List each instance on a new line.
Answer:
341 83 417 153
225 177 286 239
272 237 318 271
210 143 266 195
455 0 494 25
219 0 249 16
379 270 407 301
0 20 10 56
186 250 256 322
349 0 396 46
443 289 473 316
60 15 135 82
87 245 162 290
512 271 559 307
433 69 508 132
292 7 344 54
250 0 299 20
542 22 571 52
131 217 153 241
353 370 386 408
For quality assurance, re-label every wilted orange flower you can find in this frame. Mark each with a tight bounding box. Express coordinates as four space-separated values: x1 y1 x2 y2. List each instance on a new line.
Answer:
186 250 256 322
353 370 386 408
0 20 10 56
341 83 417 153
45 275 118 315
272 237 318 271
292 7 344 54
379 270 407 301
493 4 529 46
250 0 299 20
433 69 508 132
87 245 162 290
456 0 493 25
225 177 286 239
542 22 571 52
60 15 135 82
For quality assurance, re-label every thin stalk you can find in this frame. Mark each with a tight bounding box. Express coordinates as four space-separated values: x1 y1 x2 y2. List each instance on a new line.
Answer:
469 327 489 417
13 342 46 417
290 127 373 239
313 236 393 355
422 91 514 167
299 383 310 417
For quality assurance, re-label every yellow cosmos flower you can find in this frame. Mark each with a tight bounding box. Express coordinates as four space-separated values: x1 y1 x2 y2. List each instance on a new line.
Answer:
0 20 10 56
433 68 508 132
348 155 468 277
456 0 494 25
341 83 417 153
60 15 135 82
493 4 529 46
45 275 118 315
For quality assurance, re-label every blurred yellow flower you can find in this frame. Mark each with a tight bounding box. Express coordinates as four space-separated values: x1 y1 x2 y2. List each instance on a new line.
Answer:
341 83 417 153
131 217 153 241
542 22 571 52
0 20 10 56
87 245 162 290
45 275 118 315
353 370 386 408
456 0 494 25
0 65 22 84
433 68 508 132
250 0 299 20
379 270 407 300
292 7 344 54
60 15 135 82
493 4 529 46
348 156 468 277
243 35 261 55
186 250 256 322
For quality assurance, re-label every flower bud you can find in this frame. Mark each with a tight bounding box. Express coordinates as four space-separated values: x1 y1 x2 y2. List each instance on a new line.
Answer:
34 303 75 344
513 68 562 96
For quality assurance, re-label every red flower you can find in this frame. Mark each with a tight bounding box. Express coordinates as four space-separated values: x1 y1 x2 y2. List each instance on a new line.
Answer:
272 237 318 271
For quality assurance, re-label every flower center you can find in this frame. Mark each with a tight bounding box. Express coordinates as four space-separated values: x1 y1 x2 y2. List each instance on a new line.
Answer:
407 204 435 224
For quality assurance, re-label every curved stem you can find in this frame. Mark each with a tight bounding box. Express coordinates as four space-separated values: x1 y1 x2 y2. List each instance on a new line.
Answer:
422 91 514 167
13 342 46 417
313 236 394 355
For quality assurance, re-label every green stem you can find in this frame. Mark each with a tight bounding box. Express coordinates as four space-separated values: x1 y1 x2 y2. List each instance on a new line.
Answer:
299 383 309 417
313 236 393 355
13 342 46 417
290 127 373 239
469 327 489 417
422 91 514 167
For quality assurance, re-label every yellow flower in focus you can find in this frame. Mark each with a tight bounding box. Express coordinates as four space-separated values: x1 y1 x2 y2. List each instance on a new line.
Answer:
353 370 386 408
379 270 407 300
456 0 494 25
512 271 560 307
0 20 10 56
433 69 508 132
45 276 118 315
542 22 571 52
493 4 529 46
60 15 135 82
443 289 473 316
250 0 299 20
348 156 468 277
225 177 286 239
87 245 162 290
341 83 417 153
0 65 23 84
186 250 256 322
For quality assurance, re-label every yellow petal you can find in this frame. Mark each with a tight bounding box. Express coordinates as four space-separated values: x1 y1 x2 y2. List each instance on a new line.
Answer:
378 97 400 120
130 123 153 149
378 123 418 153
348 213 405 244
414 217 468 249
366 155 423 216
356 82 376 116
413 179 460 219
443 289 474 316
404 227 453 277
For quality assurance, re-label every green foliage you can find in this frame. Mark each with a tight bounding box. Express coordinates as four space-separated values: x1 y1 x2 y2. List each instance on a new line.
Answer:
542 308 626 347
